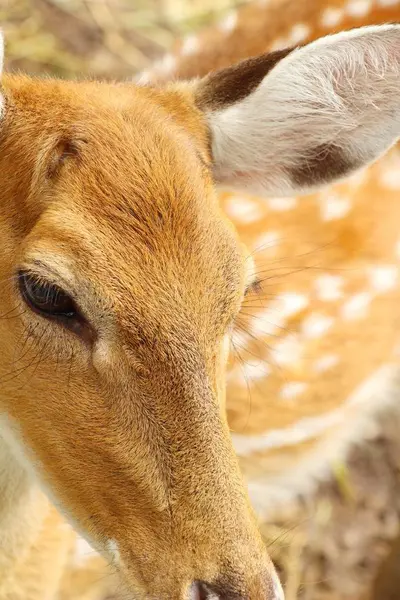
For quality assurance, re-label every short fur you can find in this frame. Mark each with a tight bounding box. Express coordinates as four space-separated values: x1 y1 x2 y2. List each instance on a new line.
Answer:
2 4 400 600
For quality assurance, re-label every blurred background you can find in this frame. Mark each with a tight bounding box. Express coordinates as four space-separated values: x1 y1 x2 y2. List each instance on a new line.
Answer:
1 0 247 79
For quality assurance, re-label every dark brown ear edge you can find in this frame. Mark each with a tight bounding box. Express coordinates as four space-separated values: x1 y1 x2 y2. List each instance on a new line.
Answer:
195 47 296 112
291 142 355 190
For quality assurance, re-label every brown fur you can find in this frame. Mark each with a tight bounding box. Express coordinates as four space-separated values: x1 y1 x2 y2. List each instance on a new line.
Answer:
196 48 294 110
3 1 400 600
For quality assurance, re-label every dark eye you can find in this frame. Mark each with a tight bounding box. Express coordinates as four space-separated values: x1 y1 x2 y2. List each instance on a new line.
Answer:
18 271 77 320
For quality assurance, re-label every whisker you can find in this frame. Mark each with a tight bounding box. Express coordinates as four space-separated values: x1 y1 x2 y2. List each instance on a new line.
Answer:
267 519 308 549
67 343 75 390
0 305 25 320
246 238 335 262
1 325 50 388
237 313 293 336
12 322 42 366
230 339 254 433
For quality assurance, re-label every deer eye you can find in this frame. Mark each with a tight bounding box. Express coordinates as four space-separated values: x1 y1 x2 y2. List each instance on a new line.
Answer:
18 271 78 320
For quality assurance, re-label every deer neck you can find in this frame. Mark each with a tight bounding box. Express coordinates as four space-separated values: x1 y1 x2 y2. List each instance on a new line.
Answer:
0 421 49 582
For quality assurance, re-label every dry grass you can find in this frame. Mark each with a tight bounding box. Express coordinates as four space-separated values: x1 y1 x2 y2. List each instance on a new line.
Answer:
1 0 246 79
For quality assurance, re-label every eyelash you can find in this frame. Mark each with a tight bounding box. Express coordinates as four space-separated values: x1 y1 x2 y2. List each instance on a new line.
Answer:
17 270 93 342
18 271 77 318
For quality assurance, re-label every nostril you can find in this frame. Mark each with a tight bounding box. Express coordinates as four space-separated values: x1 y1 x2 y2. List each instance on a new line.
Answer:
189 574 284 600
189 581 212 600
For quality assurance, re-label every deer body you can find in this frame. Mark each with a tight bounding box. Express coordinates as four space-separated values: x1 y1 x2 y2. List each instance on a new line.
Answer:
2 1 400 600
148 1 400 596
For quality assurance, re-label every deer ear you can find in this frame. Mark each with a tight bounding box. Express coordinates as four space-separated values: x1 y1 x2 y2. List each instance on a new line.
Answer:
195 25 400 197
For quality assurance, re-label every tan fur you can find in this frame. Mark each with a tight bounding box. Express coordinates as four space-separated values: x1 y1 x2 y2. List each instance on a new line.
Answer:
2 1 400 600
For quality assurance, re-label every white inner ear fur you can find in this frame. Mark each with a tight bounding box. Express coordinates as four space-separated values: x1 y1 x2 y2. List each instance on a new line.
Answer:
207 25 400 196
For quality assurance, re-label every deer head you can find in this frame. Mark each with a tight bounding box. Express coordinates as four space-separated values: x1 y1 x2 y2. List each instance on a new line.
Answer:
0 24 399 600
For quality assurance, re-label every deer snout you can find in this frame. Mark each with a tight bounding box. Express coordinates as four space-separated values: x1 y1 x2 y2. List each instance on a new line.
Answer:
189 569 285 600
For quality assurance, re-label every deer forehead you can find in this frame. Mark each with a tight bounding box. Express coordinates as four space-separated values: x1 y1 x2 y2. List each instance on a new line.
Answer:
1 76 206 179
1 77 230 264
24 209 245 314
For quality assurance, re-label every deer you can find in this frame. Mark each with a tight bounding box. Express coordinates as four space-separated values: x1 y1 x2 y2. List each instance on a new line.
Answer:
1 0 400 598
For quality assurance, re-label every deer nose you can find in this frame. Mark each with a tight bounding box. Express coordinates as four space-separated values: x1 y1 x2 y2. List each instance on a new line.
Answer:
189 571 284 600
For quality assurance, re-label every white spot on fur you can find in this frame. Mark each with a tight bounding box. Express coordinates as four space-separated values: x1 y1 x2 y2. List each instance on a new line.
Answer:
380 165 400 189
280 381 307 400
219 11 238 33
269 38 288 51
315 274 344 301
347 167 368 187
287 23 311 45
345 0 373 17
136 70 152 85
254 230 280 251
320 193 351 221
157 53 176 73
268 196 297 211
368 265 398 293
276 292 309 318
341 291 372 320
301 313 334 339
73 537 97 566
225 196 262 223
234 364 397 456
377 0 398 5
320 7 344 27
232 406 342 455
235 365 399 517
272 335 303 367
313 354 339 373
249 308 284 337
181 34 199 56
243 360 271 380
